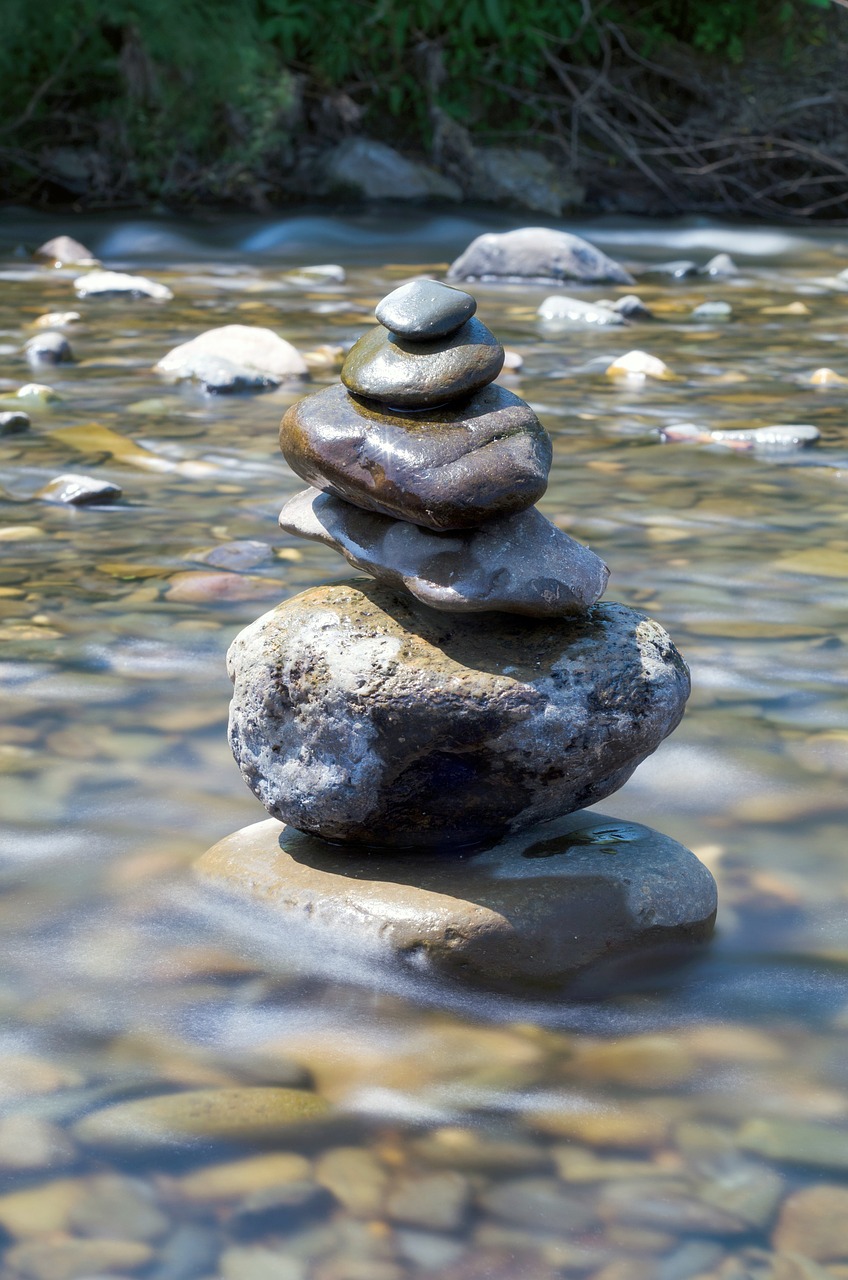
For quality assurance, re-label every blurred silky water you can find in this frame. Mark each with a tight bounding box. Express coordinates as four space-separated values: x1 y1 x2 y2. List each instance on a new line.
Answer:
0 209 847 1280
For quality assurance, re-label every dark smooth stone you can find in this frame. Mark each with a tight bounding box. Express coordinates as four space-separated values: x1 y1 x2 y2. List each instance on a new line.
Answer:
279 382 551 531
279 487 609 616
340 317 503 408
375 279 476 341
447 228 634 286
0 411 30 436
224 580 691 851
194 809 715 991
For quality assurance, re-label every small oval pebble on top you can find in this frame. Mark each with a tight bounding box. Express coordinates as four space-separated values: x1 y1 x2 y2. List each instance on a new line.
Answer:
376 279 476 340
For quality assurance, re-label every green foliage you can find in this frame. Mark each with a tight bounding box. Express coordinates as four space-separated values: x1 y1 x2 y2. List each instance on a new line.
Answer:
0 0 838 202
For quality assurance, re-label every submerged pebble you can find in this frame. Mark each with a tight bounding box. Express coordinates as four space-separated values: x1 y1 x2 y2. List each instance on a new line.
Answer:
0 409 31 435
36 473 122 505
72 1087 332 1150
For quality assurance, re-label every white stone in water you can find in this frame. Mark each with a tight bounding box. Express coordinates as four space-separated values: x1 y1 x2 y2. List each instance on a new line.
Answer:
537 296 625 327
155 325 307 388
691 300 732 320
660 422 819 449
74 270 173 300
809 367 848 386
606 350 671 380
279 486 609 617
37 473 122 505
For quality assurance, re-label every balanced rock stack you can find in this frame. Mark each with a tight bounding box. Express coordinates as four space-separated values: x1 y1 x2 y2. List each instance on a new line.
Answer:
197 280 717 990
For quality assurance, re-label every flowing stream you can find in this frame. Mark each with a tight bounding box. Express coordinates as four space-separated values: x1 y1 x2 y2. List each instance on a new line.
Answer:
0 208 846 1280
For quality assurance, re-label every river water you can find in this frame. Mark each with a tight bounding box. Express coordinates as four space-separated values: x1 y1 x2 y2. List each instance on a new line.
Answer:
0 208 846 1279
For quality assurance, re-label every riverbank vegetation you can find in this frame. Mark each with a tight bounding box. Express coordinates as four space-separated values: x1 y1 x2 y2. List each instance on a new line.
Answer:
2 0 846 218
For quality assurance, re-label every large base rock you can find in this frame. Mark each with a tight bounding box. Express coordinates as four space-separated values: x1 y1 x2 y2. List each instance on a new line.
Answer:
193 811 717 991
227 580 690 849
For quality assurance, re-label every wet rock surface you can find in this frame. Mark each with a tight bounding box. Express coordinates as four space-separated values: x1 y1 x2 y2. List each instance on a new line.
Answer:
226 580 690 848
194 809 717 989
375 280 476 341
340 317 503 407
447 227 634 285
279 487 609 616
279 382 552 530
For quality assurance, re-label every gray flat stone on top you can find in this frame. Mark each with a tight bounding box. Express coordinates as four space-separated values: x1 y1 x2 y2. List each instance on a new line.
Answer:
447 228 634 286
279 487 609 617
193 809 717 991
226 580 690 849
340 316 503 408
376 280 476 341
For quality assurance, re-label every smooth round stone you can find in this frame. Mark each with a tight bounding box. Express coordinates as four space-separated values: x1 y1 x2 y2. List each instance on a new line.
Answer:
34 235 98 266
74 269 173 300
279 383 551 531
24 331 73 368
340 317 503 408
156 325 307 389
447 228 634 286
226 580 690 849
72 1088 331 1152
194 810 716 991
375 280 476 341
279 487 609 616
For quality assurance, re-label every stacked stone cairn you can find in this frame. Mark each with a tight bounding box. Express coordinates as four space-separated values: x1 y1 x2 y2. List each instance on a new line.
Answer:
199 280 717 990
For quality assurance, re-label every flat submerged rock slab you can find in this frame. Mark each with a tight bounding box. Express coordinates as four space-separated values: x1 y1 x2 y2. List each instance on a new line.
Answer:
279 487 609 616
193 811 717 991
227 581 690 848
340 317 503 408
279 382 551 531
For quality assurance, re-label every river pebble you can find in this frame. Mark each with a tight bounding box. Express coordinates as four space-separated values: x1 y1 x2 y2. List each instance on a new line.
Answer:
5 1237 154 1280
24 331 73 367
0 409 31 434
478 1176 595 1232
606 350 672 379
0 1114 77 1171
74 269 173 300
738 1116 848 1171
772 1185 848 1261
174 1151 312 1201
314 1147 387 1216
220 1244 306 1280
36 473 123 505
72 1087 332 1151
386 1172 470 1231
67 1174 169 1240
34 235 98 266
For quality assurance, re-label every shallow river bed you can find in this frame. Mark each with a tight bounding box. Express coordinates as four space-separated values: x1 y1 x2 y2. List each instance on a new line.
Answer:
0 209 847 1280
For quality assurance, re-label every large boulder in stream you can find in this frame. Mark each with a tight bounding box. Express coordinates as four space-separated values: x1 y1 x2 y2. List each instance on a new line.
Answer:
447 227 634 286
226 580 690 850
